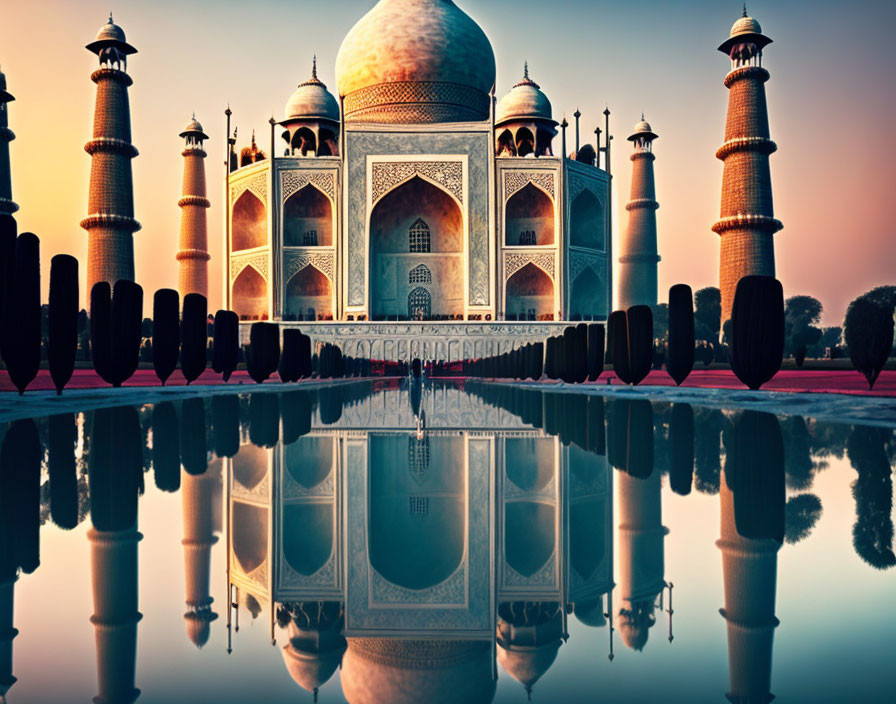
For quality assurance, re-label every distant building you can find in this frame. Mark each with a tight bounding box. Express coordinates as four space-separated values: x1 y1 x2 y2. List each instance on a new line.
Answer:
177 116 211 299
81 15 140 294
618 117 660 309
714 9 782 325
224 0 616 358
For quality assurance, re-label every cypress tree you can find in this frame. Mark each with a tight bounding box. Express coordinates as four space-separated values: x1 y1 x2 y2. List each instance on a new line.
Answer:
88 406 142 532
48 413 79 529
728 276 785 390
212 310 239 382
299 332 312 379
48 254 79 394
249 393 280 448
246 322 280 383
561 326 576 383
5 233 40 394
279 329 302 382
319 387 344 425
152 289 180 385
586 323 605 382
90 281 114 384
574 323 588 383
609 311 630 384
180 293 208 384
669 403 694 496
152 402 180 492
110 280 143 387
281 389 313 445
0 419 41 574
0 215 15 363
626 305 653 386
667 284 695 386
180 397 208 475
211 394 240 459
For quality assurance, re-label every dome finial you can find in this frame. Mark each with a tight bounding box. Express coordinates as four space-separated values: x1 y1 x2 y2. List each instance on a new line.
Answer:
743 3 748 17
641 111 645 121
108 11 114 23
523 60 529 80
312 54 318 80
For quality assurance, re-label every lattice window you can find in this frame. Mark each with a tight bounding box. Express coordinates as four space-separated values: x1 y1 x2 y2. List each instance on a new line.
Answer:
408 287 431 319
409 264 432 285
303 230 318 246
408 436 431 480
409 219 431 253
519 230 537 246
409 496 429 516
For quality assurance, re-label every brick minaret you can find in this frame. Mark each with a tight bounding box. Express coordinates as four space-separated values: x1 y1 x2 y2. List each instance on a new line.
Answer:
713 9 782 325
0 66 17 217
716 476 780 703
181 462 221 649
81 15 140 293
177 116 211 298
618 117 660 309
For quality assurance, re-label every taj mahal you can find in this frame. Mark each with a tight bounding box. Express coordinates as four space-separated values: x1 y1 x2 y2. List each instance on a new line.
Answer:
223 0 615 358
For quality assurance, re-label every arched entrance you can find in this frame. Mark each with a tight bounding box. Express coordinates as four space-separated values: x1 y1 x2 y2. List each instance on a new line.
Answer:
506 183 554 246
570 266 606 320
369 176 463 320
284 184 332 246
232 190 267 250
408 287 431 320
285 265 331 321
232 265 268 320
570 189 604 250
505 263 554 321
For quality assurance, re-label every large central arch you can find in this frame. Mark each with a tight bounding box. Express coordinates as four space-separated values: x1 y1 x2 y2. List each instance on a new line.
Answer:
369 176 464 320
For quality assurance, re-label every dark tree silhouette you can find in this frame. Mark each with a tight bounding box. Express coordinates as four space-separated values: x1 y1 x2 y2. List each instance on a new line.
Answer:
212 310 239 381
48 255 79 394
669 403 694 495
279 329 303 383
88 406 143 531
573 323 588 383
847 425 895 569
211 394 240 459
667 284 695 385
784 494 823 544
152 289 180 385
90 280 143 387
586 324 604 382
249 393 280 448
151 402 180 493
281 390 313 445
0 419 42 574
626 305 653 386
729 276 785 390
844 296 894 390
180 397 208 475
607 399 654 478
180 293 208 384
694 408 726 495
246 322 280 383
609 311 630 383
48 413 79 529
4 233 41 394
318 387 344 426
784 295 823 367
694 286 721 344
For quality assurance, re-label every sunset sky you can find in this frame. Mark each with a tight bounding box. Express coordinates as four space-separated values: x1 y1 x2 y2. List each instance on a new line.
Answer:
1 0 894 325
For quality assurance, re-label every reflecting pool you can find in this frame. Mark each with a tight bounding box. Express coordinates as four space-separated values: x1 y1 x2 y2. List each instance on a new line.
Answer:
0 380 893 703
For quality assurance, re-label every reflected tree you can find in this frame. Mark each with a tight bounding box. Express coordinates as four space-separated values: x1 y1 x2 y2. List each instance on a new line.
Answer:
847 426 896 570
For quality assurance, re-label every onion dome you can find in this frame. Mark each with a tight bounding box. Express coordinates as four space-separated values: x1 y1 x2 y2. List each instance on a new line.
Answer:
184 610 217 649
718 7 772 54
497 642 561 694
281 643 344 696
627 115 658 142
496 63 555 127
341 639 496 704
573 599 607 628
335 0 497 124
179 114 208 140
284 58 340 123
86 13 138 55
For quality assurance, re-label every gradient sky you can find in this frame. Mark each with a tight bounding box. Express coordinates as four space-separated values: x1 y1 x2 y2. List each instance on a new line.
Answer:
2 0 894 325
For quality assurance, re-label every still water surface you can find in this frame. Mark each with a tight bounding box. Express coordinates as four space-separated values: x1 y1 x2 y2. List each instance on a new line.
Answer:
0 380 893 703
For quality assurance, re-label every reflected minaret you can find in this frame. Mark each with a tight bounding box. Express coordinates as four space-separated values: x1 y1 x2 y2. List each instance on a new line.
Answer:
0 66 17 217
713 9 782 324
618 117 659 309
176 116 211 298
182 460 222 648
82 14 140 293
616 467 668 651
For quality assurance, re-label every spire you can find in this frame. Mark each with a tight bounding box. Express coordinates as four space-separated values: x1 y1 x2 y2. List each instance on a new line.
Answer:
523 60 529 80
641 111 645 121
312 54 318 80
108 11 114 23
743 3 748 18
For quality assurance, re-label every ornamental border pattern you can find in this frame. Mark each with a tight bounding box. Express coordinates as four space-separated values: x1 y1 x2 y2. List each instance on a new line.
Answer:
567 170 603 205
504 251 555 280
569 251 606 281
280 169 336 202
283 250 335 282
230 173 268 203
370 160 464 206
230 252 269 281
503 170 556 201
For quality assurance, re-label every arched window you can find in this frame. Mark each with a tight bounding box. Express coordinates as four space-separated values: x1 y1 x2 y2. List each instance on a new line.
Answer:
409 264 432 285
408 219 431 253
519 230 536 246
408 287 431 319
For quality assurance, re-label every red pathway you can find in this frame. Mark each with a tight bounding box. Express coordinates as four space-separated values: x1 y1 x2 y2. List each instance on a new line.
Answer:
0 368 894 397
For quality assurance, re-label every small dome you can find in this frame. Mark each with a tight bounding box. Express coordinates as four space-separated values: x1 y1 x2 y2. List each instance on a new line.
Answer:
497 642 561 690
496 64 555 126
730 14 762 37
281 643 344 694
627 116 658 142
335 0 496 124
179 114 208 139
284 59 340 123
86 14 137 55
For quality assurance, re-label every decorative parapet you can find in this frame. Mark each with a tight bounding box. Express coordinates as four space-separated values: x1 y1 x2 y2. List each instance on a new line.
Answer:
724 65 770 86
715 136 777 160
84 137 139 158
569 250 607 281
625 198 659 212
178 195 210 208
711 213 783 235
80 212 141 232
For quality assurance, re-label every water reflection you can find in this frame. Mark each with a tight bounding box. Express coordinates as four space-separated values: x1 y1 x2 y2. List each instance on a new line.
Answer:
0 381 891 702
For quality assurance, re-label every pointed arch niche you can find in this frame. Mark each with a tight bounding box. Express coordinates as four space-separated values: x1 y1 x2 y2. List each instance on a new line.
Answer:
570 266 606 320
505 182 554 246
232 265 268 321
284 264 331 321
368 175 464 320
570 189 605 250
284 184 332 247
506 263 554 321
232 190 267 251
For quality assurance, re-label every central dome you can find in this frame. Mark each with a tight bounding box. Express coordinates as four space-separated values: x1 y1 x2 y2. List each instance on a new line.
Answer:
335 0 496 124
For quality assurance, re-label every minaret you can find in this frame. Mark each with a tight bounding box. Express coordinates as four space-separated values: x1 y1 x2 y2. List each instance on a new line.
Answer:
81 14 140 294
713 8 782 324
717 477 780 703
618 117 660 309
616 468 668 651
181 461 221 648
0 66 17 217
177 116 211 298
